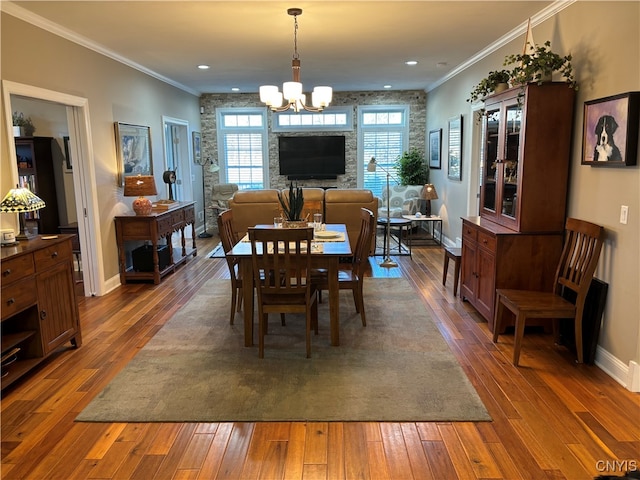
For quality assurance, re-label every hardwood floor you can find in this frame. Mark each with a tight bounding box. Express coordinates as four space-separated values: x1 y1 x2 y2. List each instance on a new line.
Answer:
2 236 638 479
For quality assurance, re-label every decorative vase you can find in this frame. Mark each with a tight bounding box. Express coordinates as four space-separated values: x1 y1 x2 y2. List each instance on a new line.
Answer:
13 126 23 137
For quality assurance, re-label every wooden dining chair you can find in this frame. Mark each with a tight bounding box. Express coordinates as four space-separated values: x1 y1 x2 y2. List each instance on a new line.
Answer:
312 208 374 326
248 227 319 358
492 218 605 366
217 209 242 325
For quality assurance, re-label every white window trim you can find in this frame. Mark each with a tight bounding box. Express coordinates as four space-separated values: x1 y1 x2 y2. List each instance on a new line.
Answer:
356 105 410 188
272 106 354 132
216 107 269 188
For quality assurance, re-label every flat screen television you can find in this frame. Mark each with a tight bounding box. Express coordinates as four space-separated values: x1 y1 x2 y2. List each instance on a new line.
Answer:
278 135 346 180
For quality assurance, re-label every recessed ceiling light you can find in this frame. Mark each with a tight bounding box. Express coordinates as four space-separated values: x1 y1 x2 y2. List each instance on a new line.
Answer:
405 60 418 66
231 87 240 92
383 85 392 89
197 64 210 70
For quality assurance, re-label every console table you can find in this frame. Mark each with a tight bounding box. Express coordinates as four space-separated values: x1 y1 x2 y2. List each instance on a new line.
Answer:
114 202 197 284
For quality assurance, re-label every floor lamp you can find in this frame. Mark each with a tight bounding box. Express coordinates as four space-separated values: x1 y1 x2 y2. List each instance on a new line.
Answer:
367 157 398 268
197 157 220 238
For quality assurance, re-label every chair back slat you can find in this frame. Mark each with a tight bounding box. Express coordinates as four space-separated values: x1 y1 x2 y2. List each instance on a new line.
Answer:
555 218 604 299
218 209 240 275
218 209 237 252
352 208 375 276
249 227 314 300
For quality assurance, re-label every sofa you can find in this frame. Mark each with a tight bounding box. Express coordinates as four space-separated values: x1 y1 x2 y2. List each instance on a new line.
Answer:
228 188 378 254
376 184 423 219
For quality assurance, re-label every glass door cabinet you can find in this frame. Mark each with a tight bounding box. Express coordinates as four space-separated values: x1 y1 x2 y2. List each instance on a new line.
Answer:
478 83 575 233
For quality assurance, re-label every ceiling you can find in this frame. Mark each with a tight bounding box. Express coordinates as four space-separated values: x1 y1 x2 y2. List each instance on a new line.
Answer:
7 1 557 96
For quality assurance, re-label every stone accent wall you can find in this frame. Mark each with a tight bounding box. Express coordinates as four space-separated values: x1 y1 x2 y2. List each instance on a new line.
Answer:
199 90 426 226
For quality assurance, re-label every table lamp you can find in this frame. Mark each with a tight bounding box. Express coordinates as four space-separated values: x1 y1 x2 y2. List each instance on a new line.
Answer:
124 175 157 215
421 184 438 216
367 157 398 268
0 185 46 241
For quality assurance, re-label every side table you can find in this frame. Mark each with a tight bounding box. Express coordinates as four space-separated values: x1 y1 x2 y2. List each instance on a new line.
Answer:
377 217 412 256
402 215 443 246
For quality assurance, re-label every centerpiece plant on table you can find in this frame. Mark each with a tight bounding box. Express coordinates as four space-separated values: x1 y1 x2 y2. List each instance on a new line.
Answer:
278 183 305 226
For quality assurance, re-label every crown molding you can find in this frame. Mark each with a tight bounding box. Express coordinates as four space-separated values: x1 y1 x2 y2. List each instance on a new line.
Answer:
428 0 577 92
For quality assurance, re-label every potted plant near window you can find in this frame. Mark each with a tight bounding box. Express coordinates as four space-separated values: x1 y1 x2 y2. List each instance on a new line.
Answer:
504 40 577 90
467 69 511 104
278 183 306 227
12 111 36 137
395 148 430 215
396 148 428 186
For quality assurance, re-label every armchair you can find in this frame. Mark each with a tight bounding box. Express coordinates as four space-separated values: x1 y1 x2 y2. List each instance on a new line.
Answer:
376 185 423 219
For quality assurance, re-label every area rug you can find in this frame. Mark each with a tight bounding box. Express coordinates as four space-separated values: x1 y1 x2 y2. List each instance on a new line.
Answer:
76 278 490 422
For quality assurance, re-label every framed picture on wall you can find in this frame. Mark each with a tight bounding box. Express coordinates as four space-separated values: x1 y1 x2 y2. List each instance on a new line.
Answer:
428 129 442 169
192 131 202 164
581 92 639 166
115 122 152 186
448 115 463 180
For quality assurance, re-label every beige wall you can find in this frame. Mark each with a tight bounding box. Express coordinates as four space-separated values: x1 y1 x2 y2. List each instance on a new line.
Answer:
1 13 202 283
426 1 639 367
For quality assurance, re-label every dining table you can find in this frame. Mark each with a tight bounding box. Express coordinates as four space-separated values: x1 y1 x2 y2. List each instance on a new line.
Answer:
228 223 352 347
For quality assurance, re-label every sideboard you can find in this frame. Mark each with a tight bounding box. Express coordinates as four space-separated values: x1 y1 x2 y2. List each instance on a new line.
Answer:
1 235 81 390
114 201 197 285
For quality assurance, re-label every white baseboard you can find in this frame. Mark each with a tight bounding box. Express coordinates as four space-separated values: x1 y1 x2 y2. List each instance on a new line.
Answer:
594 346 639 392
628 361 640 392
104 274 122 295
440 235 460 249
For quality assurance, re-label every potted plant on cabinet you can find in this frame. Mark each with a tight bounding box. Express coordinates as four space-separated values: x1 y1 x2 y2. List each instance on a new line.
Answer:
12 111 36 137
467 69 511 104
504 40 577 90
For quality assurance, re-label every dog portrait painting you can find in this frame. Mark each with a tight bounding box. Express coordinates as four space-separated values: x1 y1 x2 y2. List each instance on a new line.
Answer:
593 115 622 162
582 92 639 166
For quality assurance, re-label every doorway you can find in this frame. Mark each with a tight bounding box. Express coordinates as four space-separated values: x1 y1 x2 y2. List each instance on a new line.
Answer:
3 81 104 296
162 116 193 203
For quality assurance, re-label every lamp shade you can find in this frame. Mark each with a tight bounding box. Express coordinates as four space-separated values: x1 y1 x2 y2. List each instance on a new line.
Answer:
0 186 46 241
421 184 438 200
123 175 158 197
0 186 46 213
123 175 157 215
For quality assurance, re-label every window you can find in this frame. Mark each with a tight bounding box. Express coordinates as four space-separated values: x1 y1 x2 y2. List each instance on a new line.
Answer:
358 105 409 196
216 108 268 189
273 106 353 132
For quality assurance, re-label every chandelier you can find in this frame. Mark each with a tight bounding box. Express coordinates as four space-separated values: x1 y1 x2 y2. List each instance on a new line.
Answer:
259 8 332 113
